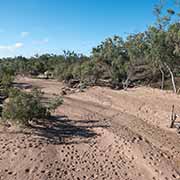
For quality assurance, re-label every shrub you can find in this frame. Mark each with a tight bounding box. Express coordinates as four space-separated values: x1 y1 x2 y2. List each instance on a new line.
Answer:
0 73 14 97
47 96 63 113
2 88 49 125
1 73 14 88
54 63 74 81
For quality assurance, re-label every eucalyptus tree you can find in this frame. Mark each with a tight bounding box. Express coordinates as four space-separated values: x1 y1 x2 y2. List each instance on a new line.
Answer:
92 36 129 87
124 32 150 87
146 0 179 92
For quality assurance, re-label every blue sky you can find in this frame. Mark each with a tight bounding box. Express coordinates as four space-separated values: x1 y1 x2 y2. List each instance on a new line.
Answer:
0 0 173 57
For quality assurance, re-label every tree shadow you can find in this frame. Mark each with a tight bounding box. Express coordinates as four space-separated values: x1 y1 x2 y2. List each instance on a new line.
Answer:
13 82 32 90
29 115 109 145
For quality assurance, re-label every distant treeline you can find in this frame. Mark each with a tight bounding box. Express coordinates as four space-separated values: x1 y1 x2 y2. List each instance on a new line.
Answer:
0 2 180 91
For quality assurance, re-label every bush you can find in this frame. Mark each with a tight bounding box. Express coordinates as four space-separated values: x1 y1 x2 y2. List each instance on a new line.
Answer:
1 73 14 88
0 72 14 97
54 63 74 81
47 96 63 113
2 88 49 125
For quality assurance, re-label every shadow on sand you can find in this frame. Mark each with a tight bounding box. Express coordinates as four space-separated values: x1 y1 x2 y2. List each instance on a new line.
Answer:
13 82 32 90
28 115 109 145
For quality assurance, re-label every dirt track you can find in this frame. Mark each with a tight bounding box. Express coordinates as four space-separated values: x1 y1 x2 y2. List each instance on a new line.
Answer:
0 77 180 180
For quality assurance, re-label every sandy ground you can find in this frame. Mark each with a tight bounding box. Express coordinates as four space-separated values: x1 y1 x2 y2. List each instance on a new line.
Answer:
0 76 180 180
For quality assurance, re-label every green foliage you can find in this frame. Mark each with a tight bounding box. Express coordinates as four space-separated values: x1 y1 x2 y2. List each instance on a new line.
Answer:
91 36 129 85
74 60 102 85
1 74 14 88
54 63 74 81
2 88 49 125
47 96 63 113
0 65 15 96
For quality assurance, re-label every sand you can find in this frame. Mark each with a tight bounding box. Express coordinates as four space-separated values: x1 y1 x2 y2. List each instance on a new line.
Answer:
0 76 179 180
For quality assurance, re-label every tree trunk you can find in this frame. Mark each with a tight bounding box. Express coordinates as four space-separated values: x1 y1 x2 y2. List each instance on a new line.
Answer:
123 78 129 90
165 63 177 93
159 67 164 90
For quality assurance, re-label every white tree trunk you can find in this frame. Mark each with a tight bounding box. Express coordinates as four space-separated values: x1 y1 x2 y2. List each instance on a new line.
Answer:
123 78 129 90
165 63 177 93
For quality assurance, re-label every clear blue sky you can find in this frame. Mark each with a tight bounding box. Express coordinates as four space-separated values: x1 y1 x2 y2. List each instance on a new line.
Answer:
0 0 173 57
